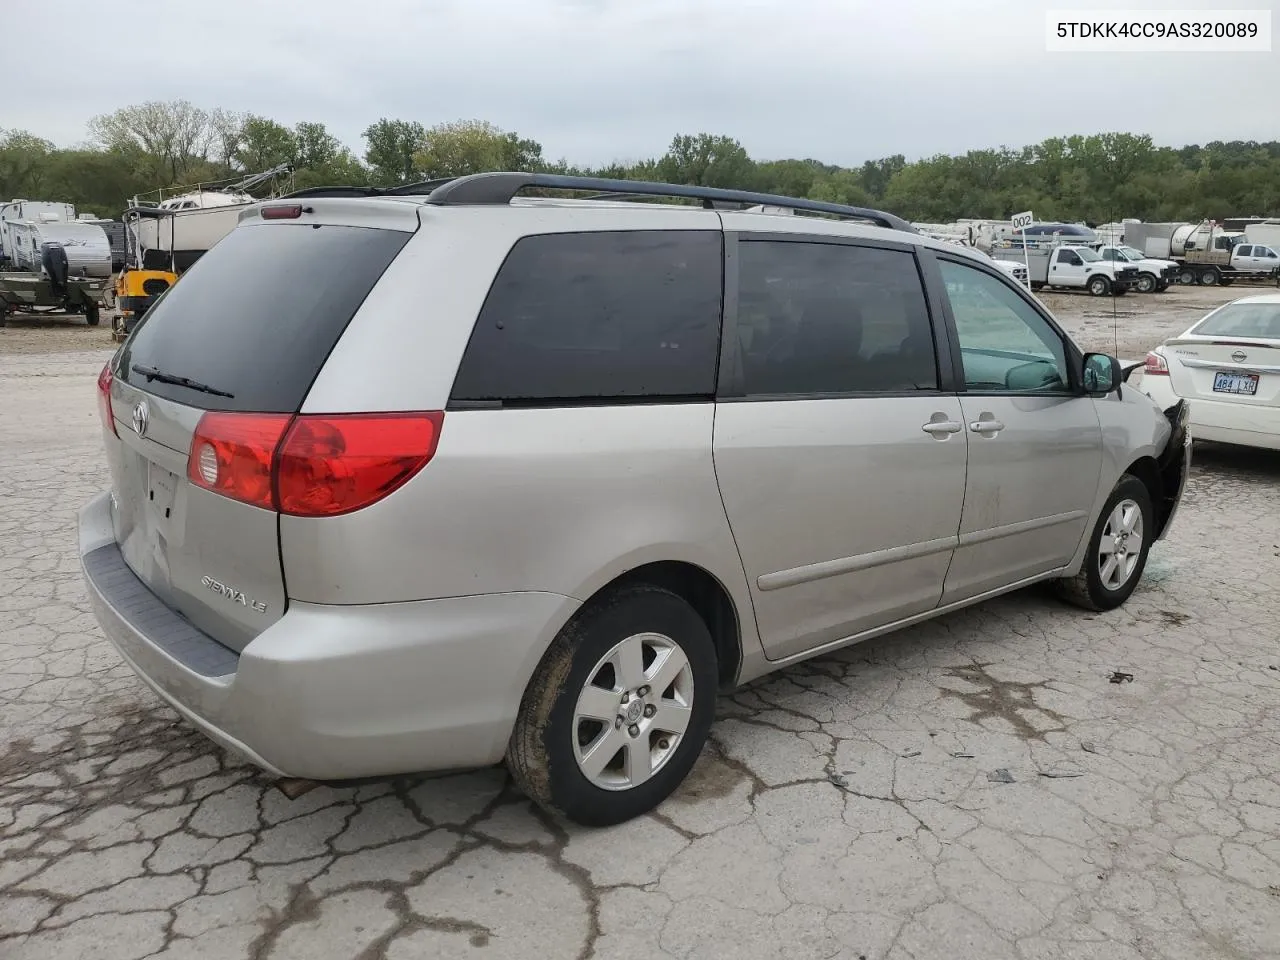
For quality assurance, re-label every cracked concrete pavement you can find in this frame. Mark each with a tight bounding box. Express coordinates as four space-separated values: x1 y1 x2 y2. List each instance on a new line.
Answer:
4 295 1280 959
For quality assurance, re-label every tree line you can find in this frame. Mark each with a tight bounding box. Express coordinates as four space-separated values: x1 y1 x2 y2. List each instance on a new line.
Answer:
2 99 1278 224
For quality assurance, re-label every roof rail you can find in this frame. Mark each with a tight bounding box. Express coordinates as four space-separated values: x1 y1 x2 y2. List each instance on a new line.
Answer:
281 178 458 200
281 185 389 199
421 172 915 233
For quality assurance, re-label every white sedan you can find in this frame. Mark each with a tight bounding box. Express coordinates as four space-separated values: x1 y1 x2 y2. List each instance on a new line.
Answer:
1141 293 1280 450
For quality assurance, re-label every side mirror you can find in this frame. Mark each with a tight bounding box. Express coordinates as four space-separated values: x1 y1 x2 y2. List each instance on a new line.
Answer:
1082 353 1122 394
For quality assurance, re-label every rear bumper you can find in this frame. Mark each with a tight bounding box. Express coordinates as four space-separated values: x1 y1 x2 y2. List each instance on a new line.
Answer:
1142 377 1280 451
78 490 580 780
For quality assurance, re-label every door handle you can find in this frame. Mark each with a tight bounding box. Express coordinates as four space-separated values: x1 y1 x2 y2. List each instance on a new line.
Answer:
922 420 962 436
969 418 1005 434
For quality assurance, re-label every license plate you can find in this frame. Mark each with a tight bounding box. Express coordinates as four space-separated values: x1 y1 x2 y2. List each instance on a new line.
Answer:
148 462 179 520
1213 371 1259 395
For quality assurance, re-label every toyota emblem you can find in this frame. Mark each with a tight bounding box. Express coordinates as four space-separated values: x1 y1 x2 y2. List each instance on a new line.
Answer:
131 400 150 437
1231 350 1248 363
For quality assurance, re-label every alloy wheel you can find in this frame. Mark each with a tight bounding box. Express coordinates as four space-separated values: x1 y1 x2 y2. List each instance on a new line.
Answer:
1098 498 1144 591
572 632 694 791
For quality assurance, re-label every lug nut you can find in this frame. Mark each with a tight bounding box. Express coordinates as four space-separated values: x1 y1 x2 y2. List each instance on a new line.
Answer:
620 691 629 703
658 738 670 749
628 724 640 738
614 716 623 729
643 704 656 718
637 685 649 697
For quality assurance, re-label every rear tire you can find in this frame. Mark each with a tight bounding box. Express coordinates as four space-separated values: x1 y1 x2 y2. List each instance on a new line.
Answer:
1178 267 1197 285
85 303 101 327
507 584 718 827
1199 267 1219 286
1055 475 1154 612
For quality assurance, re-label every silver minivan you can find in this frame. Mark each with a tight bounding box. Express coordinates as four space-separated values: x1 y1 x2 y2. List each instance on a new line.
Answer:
81 173 1190 826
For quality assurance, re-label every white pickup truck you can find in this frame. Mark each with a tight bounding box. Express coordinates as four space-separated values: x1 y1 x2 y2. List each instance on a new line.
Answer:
1093 245 1180 293
990 242 1139 296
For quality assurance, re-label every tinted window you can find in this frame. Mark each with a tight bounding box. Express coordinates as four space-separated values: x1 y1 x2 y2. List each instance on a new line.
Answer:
1193 303 1280 339
450 231 722 404
118 223 410 412
940 259 1070 393
1058 250 1083 265
735 240 938 396
1262 247 1277 259
1237 245 1253 257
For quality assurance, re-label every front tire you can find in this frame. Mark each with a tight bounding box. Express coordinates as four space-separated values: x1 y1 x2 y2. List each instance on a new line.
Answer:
1088 275 1111 297
1137 272 1157 293
507 584 718 827
1056 475 1154 612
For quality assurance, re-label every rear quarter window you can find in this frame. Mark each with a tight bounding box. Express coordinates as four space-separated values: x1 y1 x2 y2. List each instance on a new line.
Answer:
117 222 411 412
449 230 723 404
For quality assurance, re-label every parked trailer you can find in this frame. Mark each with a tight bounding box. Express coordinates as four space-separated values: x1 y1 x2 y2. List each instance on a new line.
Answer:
989 241 1138 296
78 216 128 273
1124 221 1279 286
0 220 112 326
0 199 76 267
5 220 112 278
0 274 108 326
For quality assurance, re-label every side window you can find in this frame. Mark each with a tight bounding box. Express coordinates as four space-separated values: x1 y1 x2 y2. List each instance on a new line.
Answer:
939 260 1072 394
1101 249 1117 260
450 230 723 403
1057 250 1083 266
1236 245 1253 257
735 240 939 396
1261 247 1277 259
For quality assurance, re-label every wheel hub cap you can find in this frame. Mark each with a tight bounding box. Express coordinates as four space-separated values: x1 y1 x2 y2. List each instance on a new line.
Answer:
624 699 644 724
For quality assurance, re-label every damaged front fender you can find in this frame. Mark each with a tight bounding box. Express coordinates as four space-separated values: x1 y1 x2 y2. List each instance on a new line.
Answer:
1154 399 1191 541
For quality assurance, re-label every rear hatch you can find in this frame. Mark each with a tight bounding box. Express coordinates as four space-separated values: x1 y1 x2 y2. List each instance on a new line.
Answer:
100 203 416 652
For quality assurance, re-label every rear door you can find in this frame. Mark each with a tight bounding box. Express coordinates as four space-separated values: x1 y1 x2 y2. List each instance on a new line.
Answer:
713 234 968 661
929 254 1103 603
103 202 416 651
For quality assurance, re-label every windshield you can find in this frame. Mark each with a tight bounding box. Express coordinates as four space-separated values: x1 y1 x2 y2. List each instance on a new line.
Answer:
1119 247 1146 261
1191 303 1280 340
1075 247 1101 262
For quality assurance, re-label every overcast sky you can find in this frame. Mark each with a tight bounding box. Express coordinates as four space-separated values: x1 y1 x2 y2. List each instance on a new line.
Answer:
6 0 1278 168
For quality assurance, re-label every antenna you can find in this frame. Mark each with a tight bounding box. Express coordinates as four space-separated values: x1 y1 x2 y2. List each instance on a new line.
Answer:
1110 204 1119 361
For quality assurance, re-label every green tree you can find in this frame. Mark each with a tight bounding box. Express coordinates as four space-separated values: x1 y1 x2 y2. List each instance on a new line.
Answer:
412 120 544 178
235 115 295 173
656 134 756 189
362 119 425 185
0 129 56 198
87 100 212 184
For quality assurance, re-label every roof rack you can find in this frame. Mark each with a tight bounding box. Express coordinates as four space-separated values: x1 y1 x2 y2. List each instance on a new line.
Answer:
421 172 915 233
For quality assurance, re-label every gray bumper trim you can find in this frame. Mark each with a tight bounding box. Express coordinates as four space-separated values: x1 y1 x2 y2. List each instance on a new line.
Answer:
83 543 240 678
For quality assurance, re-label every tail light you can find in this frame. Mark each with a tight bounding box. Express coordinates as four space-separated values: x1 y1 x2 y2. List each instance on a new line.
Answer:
97 362 118 436
186 411 443 517
1144 350 1170 376
187 413 292 510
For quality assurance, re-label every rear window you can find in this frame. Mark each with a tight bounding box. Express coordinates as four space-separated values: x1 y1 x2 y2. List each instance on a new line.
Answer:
117 222 411 412
1192 302 1280 340
449 230 723 404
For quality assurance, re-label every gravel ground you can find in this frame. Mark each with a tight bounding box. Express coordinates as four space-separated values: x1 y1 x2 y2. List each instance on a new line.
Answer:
3 285 1280 960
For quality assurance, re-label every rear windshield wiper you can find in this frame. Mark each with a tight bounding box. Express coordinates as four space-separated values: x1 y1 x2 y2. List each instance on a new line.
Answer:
131 363 235 399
